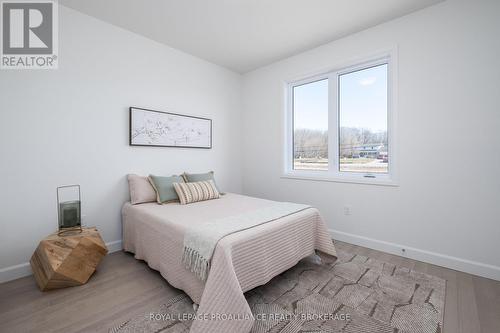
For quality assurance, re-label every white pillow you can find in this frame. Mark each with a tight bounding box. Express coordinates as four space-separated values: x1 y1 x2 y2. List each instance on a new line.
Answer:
127 174 157 205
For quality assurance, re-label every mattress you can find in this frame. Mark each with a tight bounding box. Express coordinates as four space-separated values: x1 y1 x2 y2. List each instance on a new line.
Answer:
122 193 337 333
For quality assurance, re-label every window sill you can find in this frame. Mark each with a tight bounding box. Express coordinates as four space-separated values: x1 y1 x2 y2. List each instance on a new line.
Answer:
281 172 399 187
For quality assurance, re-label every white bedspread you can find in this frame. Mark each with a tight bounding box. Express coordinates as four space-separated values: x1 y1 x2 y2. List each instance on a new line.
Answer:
122 193 337 333
183 201 310 281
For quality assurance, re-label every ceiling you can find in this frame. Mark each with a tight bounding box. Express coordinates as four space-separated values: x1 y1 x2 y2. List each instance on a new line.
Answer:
60 0 444 73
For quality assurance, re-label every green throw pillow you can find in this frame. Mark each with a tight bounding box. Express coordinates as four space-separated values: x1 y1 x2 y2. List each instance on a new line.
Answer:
148 175 185 204
182 171 223 194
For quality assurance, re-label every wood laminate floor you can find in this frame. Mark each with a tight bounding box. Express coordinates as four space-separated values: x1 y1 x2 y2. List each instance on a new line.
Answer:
1 241 499 333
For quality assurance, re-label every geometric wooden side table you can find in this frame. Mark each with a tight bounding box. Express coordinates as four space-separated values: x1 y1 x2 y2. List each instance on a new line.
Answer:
30 227 108 291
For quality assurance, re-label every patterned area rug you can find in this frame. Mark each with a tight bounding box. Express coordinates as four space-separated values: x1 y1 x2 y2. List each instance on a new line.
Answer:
110 250 446 333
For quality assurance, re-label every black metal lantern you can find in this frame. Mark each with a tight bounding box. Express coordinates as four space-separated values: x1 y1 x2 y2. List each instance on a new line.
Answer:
57 185 82 235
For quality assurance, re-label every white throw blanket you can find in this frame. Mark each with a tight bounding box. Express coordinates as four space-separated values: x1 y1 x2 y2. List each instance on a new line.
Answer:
182 202 310 281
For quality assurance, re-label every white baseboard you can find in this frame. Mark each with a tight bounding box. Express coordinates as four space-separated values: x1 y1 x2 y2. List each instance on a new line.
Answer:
105 240 123 253
331 229 500 281
0 240 123 284
0 262 32 284
3 234 499 283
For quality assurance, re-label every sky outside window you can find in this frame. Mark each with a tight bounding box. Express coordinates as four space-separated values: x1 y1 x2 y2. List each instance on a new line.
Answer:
339 64 388 173
293 79 328 170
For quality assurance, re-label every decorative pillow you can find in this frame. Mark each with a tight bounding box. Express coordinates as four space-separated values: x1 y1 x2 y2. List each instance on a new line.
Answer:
182 171 223 194
148 175 185 204
127 174 157 205
173 180 220 205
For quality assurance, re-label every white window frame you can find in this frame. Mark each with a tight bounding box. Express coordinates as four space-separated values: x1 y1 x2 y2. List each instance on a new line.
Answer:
283 50 398 186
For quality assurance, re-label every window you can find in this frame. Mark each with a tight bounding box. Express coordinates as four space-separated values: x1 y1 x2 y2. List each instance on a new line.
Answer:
293 79 328 171
339 64 388 174
285 54 396 185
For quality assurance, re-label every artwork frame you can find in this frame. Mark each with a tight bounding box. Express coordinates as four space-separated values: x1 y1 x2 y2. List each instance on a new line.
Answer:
129 107 212 149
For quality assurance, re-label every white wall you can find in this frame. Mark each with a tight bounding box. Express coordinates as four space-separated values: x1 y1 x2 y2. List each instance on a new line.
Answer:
241 0 500 279
0 5 243 281
2 0 499 283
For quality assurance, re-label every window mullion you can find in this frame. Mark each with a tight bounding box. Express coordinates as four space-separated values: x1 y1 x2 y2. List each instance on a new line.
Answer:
286 84 293 173
328 73 338 176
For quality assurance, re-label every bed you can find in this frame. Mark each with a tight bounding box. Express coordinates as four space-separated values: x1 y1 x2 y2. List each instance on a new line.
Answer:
122 193 337 333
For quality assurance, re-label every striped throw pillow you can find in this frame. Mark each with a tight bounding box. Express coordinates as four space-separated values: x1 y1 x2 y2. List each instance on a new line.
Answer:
173 180 220 205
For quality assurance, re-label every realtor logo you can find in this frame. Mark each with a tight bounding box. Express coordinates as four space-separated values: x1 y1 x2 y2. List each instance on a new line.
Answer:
1 0 58 69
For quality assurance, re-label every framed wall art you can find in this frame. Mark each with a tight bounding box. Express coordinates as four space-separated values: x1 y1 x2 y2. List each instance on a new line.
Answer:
129 107 212 149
